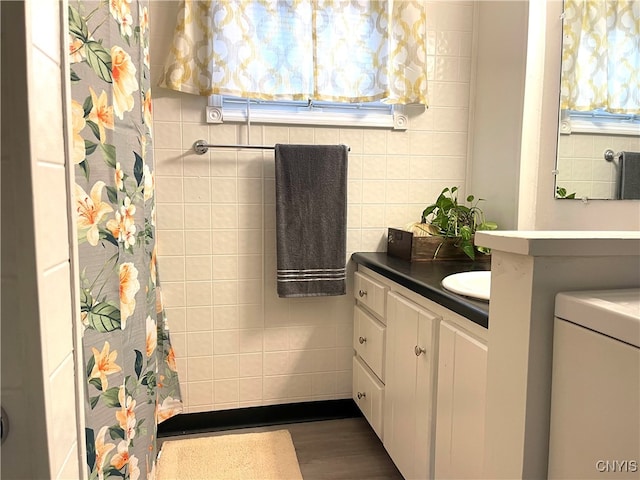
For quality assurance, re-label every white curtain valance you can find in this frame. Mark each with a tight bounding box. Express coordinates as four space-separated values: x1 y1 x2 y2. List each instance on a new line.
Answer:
160 0 428 105
560 0 640 114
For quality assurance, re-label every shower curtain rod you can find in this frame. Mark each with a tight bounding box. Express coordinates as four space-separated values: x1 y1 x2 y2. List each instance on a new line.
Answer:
193 139 349 155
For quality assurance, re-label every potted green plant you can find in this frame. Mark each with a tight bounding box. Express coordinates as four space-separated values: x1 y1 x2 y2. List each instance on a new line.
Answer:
418 186 497 260
556 186 576 199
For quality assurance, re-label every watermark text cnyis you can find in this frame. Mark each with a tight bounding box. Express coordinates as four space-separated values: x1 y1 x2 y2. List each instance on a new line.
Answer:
595 460 638 473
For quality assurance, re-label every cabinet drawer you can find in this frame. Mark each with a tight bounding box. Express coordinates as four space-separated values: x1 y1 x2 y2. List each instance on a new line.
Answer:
353 355 384 440
354 271 387 320
354 305 386 382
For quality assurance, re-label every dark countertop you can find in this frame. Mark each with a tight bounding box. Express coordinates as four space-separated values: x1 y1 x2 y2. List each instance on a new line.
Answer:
351 252 490 329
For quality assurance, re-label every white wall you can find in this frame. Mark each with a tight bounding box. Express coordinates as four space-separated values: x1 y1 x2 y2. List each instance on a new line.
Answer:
518 0 640 230
151 0 477 413
0 1 83 478
468 0 528 230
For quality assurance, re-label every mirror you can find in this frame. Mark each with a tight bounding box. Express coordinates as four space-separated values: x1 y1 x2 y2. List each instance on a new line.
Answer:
554 1 640 200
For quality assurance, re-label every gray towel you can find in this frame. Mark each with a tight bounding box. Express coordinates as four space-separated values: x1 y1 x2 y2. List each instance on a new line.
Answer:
275 144 348 298
618 151 640 200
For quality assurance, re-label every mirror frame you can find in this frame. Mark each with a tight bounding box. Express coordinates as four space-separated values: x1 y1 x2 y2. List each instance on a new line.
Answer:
516 0 640 232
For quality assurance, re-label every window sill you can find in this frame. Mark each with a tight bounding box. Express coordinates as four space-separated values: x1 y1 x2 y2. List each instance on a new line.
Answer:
205 104 409 130
560 118 640 136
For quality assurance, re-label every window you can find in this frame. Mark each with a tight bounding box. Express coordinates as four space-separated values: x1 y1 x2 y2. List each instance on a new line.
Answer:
559 0 639 136
160 1 428 122
206 95 409 130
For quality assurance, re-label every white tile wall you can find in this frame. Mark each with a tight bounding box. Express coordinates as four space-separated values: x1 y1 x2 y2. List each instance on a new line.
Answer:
47 356 79 477
557 133 640 199
1 0 82 477
31 1 84 473
151 0 475 412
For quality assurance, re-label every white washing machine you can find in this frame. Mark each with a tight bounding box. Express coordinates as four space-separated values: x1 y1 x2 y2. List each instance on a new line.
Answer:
548 288 640 479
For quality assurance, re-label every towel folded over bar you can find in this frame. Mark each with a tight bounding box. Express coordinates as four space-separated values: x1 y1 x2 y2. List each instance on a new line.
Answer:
275 144 348 298
618 151 640 200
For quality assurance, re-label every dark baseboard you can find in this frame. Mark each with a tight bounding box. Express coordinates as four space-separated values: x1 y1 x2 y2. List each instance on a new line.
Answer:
157 398 362 438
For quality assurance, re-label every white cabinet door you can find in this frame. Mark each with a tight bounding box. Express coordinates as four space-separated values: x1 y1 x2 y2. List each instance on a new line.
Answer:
435 320 488 479
384 292 439 480
548 318 640 479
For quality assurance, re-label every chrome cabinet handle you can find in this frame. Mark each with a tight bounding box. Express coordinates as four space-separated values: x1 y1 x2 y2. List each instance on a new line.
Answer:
358 336 367 344
415 345 426 356
357 391 366 400
358 289 367 298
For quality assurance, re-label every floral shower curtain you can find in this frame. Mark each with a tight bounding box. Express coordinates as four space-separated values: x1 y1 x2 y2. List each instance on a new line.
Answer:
68 1 182 478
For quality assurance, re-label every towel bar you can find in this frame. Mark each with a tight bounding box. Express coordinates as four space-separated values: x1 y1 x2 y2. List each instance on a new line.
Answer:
193 139 349 155
193 140 273 154
604 149 621 162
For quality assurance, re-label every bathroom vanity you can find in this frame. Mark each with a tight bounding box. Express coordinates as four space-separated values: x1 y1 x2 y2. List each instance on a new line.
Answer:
351 252 490 479
352 231 640 480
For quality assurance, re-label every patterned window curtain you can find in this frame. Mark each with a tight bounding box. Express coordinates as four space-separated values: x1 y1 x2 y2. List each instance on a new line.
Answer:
68 1 183 479
159 0 428 105
560 0 640 114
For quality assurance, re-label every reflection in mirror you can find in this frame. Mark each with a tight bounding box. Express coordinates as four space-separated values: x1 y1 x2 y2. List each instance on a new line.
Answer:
555 0 640 200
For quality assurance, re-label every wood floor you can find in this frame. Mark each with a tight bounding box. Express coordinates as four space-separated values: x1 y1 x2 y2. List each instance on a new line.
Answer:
158 417 404 480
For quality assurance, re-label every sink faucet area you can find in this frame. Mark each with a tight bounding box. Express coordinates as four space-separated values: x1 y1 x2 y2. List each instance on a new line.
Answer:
441 271 491 301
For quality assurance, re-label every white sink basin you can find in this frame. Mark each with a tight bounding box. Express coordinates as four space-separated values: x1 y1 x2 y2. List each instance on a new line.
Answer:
442 271 491 301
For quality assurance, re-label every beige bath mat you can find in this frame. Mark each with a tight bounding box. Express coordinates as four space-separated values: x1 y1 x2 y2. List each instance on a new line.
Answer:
156 429 304 480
